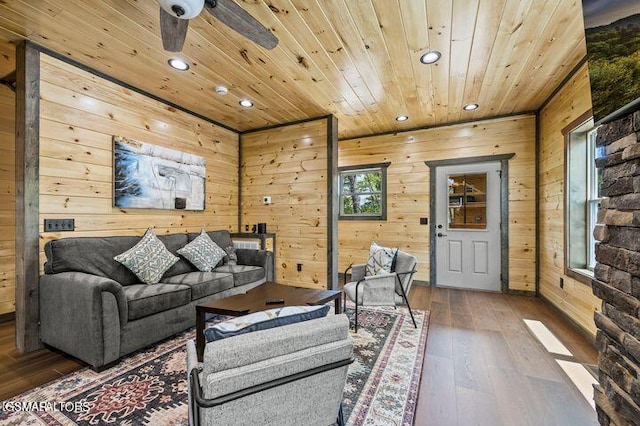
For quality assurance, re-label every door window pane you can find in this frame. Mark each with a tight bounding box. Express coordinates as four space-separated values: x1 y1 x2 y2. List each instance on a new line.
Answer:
448 173 487 230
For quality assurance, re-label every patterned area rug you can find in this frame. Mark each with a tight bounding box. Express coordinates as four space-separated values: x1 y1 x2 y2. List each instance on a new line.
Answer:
0 305 428 426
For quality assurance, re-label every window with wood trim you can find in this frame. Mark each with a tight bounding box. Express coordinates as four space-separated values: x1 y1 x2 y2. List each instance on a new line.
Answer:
339 162 390 220
565 116 603 283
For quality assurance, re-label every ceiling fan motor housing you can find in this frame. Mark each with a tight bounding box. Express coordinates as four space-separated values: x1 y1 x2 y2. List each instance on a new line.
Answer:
157 0 204 19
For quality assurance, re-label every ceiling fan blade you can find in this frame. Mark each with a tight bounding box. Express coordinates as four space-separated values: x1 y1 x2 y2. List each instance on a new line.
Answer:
160 7 190 52
205 0 278 50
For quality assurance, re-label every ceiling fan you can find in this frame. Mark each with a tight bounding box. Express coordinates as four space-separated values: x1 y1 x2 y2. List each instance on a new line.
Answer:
157 0 279 52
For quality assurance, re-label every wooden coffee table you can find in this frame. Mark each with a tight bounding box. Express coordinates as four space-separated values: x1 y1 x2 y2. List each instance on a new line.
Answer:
196 281 342 361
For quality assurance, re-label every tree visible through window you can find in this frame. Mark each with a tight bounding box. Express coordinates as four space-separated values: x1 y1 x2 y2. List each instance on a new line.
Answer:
339 162 390 220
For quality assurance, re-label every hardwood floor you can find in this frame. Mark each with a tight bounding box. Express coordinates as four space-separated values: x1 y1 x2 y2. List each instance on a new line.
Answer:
0 286 599 426
409 286 599 426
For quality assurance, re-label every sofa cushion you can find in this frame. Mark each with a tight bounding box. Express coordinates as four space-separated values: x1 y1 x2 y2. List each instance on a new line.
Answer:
204 305 330 343
124 283 191 321
45 235 143 285
178 230 226 272
214 264 265 287
114 229 180 284
162 272 234 300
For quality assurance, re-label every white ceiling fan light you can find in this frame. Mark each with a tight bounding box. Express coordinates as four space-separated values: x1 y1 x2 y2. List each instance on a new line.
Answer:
157 0 204 19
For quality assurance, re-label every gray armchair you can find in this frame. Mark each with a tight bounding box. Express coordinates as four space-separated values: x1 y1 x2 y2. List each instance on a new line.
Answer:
186 314 353 426
343 250 418 332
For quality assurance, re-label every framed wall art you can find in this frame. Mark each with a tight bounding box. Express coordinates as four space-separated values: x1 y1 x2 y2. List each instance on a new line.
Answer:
113 136 206 210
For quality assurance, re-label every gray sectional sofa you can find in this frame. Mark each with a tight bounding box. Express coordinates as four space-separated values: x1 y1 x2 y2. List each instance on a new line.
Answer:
39 230 274 370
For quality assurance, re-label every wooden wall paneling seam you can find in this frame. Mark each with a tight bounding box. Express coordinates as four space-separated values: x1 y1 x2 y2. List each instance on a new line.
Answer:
27 42 238 134
15 40 40 352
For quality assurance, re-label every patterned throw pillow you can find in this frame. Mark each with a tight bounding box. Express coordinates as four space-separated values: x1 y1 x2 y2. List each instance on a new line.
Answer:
204 305 330 342
114 228 179 284
365 241 398 276
223 245 238 265
177 229 226 272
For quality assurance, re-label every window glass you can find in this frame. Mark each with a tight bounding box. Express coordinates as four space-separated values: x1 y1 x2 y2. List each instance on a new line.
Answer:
339 163 389 220
566 118 602 279
447 173 487 230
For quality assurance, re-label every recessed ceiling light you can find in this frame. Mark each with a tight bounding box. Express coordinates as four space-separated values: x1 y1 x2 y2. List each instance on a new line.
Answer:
463 103 479 111
168 58 189 71
239 99 253 107
396 115 409 122
420 50 441 64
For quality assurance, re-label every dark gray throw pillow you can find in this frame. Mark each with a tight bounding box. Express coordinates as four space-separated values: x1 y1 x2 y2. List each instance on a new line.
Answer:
223 245 238 266
204 305 330 342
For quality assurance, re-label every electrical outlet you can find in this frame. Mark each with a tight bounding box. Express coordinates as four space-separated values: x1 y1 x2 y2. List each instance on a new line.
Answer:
263 196 271 205
44 219 75 232
297 263 302 272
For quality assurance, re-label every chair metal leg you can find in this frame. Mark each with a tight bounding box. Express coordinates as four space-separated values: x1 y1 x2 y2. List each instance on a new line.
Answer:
337 402 345 426
397 276 417 329
354 282 359 333
404 296 417 329
354 301 359 333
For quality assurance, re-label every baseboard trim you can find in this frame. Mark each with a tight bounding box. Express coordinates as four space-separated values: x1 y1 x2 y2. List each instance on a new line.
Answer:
413 280 430 287
508 289 536 297
539 293 597 345
0 312 15 323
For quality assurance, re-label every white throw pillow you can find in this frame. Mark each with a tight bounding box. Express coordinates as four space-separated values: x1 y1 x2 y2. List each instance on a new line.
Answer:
365 241 398 276
177 229 226 272
114 228 179 284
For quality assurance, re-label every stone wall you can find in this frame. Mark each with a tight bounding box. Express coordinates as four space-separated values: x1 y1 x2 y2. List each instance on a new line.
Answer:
592 110 640 426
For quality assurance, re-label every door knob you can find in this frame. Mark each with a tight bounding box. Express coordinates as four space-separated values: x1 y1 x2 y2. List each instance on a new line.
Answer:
437 232 447 237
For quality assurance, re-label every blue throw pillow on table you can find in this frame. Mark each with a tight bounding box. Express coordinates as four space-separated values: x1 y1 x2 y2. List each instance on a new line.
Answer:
204 305 330 343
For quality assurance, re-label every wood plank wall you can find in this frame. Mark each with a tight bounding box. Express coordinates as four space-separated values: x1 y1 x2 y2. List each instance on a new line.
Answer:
538 63 599 336
241 119 329 289
38 54 239 267
0 41 15 315
339 115 536 291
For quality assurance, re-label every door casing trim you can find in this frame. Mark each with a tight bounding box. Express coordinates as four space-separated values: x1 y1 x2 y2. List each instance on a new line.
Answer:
425 153 515 293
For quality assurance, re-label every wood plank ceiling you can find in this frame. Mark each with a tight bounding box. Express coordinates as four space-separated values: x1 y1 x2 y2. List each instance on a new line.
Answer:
0 0 586 139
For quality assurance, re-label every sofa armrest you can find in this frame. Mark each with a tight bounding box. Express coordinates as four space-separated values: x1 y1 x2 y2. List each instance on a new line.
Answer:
39 272 127 368
236 249 274 281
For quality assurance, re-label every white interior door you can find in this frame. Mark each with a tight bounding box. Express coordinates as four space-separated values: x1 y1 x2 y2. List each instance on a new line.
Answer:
435 162 502 291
